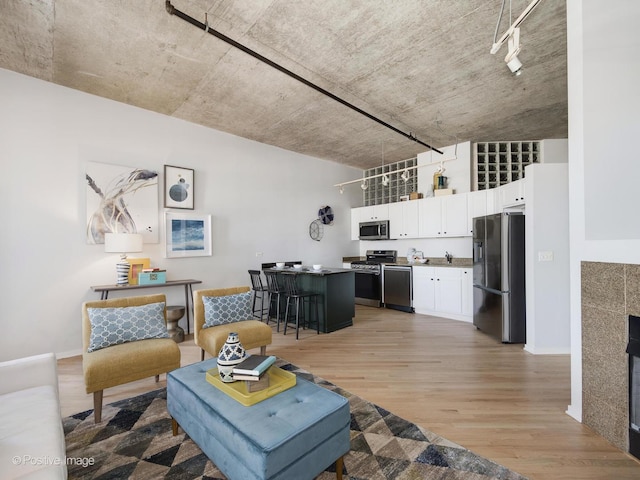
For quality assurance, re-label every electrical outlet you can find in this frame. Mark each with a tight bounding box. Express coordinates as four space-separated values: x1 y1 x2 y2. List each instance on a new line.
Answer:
255 252 263 257
538 251 554 262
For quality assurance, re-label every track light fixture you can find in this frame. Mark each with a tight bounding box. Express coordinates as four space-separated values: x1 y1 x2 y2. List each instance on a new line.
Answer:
505 28 523 76
490 0 542 76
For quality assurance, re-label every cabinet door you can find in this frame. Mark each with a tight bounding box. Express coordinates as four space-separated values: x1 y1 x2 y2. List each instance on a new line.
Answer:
372 204 389 220
486 187 500 215
403 200 420 238
500 179 525 207
350 207 363 240
441 194 468 237
388 202 404 239
389 201 420 239
412 267 435 312
418 198 442 237
461 269 473 316
435 268 463 314
467 190 487 235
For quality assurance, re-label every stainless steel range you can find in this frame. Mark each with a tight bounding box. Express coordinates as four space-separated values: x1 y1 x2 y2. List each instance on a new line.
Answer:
351 250 397 307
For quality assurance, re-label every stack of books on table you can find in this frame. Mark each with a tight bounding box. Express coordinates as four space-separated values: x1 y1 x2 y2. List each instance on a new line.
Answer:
232 355 276 392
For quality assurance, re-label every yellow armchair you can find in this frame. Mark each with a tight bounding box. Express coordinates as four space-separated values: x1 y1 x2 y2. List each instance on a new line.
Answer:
81 294 181 423
193 286 272 361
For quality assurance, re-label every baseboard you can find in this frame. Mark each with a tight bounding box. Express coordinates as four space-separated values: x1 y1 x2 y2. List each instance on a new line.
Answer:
414 309 472 323
523 344 571 355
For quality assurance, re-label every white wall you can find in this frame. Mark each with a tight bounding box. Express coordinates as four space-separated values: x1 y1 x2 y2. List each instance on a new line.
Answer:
0 68 362 361
524 164 570 354
417 141 472 195
567 0 640 421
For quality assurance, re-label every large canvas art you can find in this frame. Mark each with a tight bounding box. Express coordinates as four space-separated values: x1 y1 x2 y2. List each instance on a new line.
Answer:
86 162 159 244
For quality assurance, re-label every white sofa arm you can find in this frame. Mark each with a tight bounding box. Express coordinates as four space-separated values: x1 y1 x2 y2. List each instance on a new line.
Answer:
0 352 59 397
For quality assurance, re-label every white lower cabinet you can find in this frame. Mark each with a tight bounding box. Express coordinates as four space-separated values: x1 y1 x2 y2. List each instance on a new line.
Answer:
412 266 472 322
413 267 436 312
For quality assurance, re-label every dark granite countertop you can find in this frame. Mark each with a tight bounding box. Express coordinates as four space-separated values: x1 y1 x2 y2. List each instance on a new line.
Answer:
265 266 353 275
342 257 472 268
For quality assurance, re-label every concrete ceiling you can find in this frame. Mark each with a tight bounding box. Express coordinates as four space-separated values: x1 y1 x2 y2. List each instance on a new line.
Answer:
1 0 567 170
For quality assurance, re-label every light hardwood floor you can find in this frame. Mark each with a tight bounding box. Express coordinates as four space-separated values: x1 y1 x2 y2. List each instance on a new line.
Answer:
58 305 640 479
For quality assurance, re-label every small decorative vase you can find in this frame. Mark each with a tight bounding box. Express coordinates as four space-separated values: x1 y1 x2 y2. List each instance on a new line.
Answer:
217 332 246 383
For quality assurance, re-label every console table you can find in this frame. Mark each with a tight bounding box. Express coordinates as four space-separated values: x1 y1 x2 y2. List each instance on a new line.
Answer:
90 279 202 334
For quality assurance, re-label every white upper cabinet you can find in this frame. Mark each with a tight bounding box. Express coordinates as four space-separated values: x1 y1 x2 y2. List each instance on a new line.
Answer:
388 201 419 239
361 204 389 221
441 194 468 237
500 178 526 207
418 195 469 238
350 205 390 240
467 190 487 235
418 198 442 237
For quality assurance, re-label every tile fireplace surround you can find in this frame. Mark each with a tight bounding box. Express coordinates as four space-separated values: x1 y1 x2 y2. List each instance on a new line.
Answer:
581 261 640 452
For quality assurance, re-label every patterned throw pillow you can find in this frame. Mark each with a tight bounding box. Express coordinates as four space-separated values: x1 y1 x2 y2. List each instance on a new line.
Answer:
203 292 252 328
87 302 169 353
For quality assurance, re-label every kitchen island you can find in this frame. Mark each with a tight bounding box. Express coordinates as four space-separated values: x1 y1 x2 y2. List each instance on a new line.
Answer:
264 267 355 333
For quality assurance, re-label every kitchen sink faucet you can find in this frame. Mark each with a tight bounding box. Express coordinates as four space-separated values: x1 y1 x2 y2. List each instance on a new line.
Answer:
445 251 452 264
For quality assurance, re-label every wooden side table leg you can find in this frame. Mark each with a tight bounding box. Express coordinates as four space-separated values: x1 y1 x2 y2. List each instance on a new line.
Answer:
335 456 344 480
171 418 179 436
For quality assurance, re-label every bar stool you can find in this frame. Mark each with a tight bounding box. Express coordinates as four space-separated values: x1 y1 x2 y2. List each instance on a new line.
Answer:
264 270 285 331
248 270 269 321
282 273 320 340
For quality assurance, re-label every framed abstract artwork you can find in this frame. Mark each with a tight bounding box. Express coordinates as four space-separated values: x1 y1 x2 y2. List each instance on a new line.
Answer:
165 213 212 258
86 162 159 244
164 165 194 209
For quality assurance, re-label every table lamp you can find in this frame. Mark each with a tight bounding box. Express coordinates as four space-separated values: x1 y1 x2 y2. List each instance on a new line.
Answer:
104 233 143 286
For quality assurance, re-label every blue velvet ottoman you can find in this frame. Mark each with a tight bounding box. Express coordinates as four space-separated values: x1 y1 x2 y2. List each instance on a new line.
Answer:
167 359 350 480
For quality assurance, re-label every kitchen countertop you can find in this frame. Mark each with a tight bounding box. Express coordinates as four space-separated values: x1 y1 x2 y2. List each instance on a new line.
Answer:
342 257 473 268
265 266 354 275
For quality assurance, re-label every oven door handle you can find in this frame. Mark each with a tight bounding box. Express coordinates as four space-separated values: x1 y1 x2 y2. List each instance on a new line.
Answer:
352 269 380 275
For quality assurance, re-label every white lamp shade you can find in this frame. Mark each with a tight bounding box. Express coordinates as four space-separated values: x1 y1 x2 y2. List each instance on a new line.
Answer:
104 233 143 253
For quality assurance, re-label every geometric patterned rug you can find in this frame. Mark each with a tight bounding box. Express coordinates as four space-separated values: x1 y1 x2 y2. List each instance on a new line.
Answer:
63 359 528 480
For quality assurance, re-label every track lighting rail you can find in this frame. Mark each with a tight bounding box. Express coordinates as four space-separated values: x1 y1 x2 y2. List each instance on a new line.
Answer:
165 1 443 154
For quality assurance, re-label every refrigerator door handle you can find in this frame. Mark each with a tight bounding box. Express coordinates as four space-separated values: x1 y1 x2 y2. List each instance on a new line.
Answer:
473 284 503 295
473 241 483 262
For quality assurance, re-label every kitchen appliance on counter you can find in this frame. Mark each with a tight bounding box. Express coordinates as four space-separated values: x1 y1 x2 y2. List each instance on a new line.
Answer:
472 212 526 343
383 264 413 313
358 220 390 240
351 250 397 307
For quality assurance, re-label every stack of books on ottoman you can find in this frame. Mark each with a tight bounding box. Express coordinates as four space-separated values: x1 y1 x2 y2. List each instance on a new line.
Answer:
232 355 276 392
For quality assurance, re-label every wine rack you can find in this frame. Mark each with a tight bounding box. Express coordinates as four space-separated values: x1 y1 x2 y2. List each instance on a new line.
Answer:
474 141 540 190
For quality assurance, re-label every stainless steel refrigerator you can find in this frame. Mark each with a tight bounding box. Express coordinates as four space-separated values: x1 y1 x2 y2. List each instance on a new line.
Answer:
472 212 526 343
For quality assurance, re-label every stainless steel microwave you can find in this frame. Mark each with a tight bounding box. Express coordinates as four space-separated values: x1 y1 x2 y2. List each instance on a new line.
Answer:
359 220 390 240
